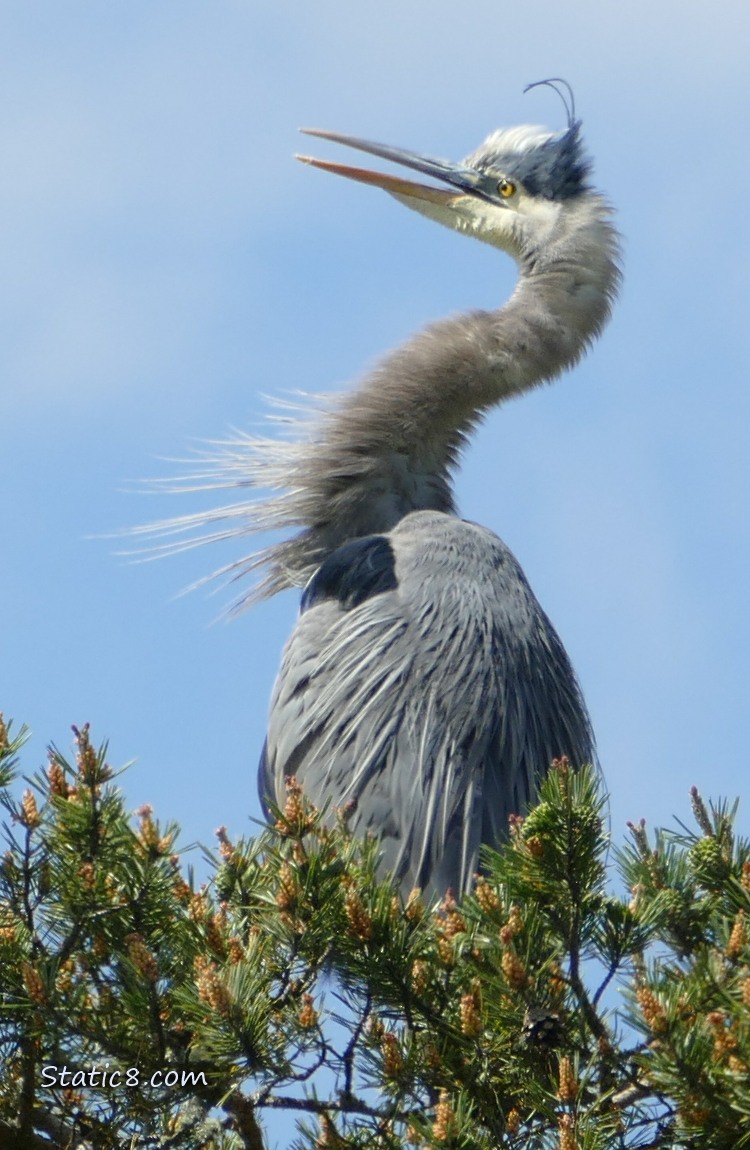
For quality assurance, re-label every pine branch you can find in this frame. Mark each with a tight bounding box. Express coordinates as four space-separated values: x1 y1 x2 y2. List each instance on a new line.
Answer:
1 718 749 1148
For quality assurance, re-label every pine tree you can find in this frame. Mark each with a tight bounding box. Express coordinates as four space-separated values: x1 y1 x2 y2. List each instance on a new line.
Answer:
1 713 748 1149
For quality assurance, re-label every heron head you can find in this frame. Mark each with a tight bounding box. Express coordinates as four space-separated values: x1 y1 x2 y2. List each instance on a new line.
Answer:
297 116 594 267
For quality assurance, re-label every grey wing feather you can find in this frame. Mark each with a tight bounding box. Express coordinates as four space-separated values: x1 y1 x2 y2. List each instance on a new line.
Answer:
260 510 594 899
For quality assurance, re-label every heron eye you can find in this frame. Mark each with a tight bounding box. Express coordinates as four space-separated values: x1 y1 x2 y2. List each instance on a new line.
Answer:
498 179 516 199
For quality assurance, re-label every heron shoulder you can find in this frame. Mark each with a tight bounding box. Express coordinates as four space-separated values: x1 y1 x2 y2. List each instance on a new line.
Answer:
389 511 534 602
301 534 398 613
299 509 544 641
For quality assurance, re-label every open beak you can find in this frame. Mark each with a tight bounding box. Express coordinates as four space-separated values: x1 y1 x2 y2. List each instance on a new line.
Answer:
297 128 487 207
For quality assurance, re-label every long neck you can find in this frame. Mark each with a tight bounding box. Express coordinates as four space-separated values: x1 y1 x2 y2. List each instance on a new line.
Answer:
212 197 620 602
335 203 619 506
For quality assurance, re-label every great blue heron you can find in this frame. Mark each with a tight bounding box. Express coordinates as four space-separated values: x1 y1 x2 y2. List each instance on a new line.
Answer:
145 82 620 900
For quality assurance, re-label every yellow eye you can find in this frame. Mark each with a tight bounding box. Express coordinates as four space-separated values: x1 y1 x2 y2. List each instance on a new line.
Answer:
498 178 516 199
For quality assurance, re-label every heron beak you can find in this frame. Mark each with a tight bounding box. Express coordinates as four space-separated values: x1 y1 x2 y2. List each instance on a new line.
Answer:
297 128 485 207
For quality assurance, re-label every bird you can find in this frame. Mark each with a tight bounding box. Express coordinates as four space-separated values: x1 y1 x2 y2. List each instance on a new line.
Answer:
143 80 620 900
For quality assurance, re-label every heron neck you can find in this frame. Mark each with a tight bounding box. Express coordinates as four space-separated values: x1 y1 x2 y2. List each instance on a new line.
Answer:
247 202 619 595
315 205 619 529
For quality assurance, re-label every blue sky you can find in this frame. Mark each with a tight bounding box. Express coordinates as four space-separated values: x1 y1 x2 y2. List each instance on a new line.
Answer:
3 2 750 884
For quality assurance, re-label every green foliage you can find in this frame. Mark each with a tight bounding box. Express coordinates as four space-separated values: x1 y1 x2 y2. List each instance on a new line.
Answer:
619 793 750 1147
0 715 749 1149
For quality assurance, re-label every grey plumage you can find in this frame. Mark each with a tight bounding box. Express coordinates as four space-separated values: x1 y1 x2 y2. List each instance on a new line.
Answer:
259 512 594 897
141 90 621 900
